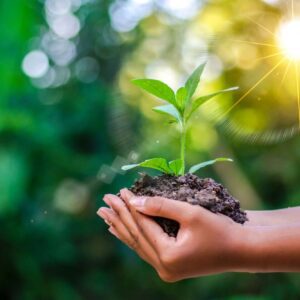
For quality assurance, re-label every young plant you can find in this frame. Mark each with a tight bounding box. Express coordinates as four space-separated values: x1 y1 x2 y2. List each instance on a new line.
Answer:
122 63 238 176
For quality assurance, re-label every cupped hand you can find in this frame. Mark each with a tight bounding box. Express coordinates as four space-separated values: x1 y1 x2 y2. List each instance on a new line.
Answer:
97 189 246 282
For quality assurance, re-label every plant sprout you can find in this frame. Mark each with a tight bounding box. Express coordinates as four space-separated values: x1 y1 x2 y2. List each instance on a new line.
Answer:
122 63 239 176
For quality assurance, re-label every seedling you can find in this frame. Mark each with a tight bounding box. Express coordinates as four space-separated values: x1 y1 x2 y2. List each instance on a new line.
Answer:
119 63 248 233
122 63 239 176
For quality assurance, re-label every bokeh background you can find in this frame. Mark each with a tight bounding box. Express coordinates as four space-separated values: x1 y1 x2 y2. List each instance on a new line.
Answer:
1 0 300 299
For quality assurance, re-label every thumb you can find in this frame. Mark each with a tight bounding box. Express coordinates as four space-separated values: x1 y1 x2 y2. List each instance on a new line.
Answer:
129 195 192 223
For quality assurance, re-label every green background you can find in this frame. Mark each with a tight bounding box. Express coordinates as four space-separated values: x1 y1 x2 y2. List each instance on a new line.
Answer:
1 0 300 299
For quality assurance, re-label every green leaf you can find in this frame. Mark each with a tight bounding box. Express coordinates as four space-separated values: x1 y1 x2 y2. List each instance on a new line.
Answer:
122 158 172 174
187 87 239 120
169 159 184 176
189 158 233 174
132 79 176 105
176 87 188 110
152 104 182 123
185 63 206 102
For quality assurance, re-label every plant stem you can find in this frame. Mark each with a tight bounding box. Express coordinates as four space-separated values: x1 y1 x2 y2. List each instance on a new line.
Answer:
180 120 186 175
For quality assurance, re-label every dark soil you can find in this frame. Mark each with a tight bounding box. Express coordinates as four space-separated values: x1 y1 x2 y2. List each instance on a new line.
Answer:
129 173 248 237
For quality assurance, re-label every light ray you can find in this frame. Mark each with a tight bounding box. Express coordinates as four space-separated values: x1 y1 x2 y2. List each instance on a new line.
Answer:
280 60 291 85
247 16 277 38
219 3 300 141
295 63 300 128
232 39 278 48
222 58 285 117
253 52 282 63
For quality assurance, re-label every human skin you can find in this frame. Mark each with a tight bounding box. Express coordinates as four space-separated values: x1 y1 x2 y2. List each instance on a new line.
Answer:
97 189 300 282
244 208 300 226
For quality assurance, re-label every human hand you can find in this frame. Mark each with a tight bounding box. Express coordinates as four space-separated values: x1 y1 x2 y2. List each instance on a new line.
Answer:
97 189 246 281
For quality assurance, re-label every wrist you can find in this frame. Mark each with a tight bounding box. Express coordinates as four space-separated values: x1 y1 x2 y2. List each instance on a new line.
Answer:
226 223 300 273
227 224 266 273
245 210 276 226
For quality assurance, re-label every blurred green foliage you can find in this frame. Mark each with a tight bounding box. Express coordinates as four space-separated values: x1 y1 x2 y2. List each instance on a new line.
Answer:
1 0 300 299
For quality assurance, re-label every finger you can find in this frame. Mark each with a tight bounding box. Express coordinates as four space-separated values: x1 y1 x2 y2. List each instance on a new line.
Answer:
108 226 121 239
98 206 161 268
97 207 139 251
120 188 135 208
128 195 194 224
120 189 141 224
120 189 175 252
103 193 167 262
108 226 136 252
138 213 175 253
108 226 148 262
103 194 140 243
107 226 152 263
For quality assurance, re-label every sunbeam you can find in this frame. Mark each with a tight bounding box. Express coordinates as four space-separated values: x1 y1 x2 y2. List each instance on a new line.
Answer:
253 52 282 63
232 39 278 48
224 0 300 132
280 60 291 85
247 16 277 38
205 0 300 144
222 58 285 117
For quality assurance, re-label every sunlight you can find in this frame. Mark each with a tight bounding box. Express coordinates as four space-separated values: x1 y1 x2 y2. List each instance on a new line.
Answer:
277 19 300 61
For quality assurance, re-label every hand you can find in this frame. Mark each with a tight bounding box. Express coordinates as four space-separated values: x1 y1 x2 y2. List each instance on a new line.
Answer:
97 192 300 280
97 191 163 272
97 189 244 281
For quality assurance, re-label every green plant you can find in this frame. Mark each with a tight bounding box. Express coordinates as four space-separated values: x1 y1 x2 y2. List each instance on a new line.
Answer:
122 63 238 176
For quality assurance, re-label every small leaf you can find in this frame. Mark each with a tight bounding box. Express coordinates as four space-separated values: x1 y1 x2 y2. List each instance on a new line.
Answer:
122 158 172 174
189 158 233 174
169 159 184 176
176 87 188 110
132 79 176 105
185 63 206 102
153 104 182 123
187 87 239 120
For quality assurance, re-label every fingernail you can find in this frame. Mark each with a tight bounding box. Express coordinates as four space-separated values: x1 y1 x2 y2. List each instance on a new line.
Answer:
124 189 134 199
108 227 117 237
104 219 112 226
129 196 147 207
97 207 107 218
103 195 112 206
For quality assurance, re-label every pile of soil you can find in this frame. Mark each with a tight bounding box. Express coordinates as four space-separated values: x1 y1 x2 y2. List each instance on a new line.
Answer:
129 173 248 237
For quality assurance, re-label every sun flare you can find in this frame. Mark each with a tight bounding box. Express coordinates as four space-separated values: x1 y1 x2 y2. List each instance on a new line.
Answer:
277 19 300 61
227 7 300 132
